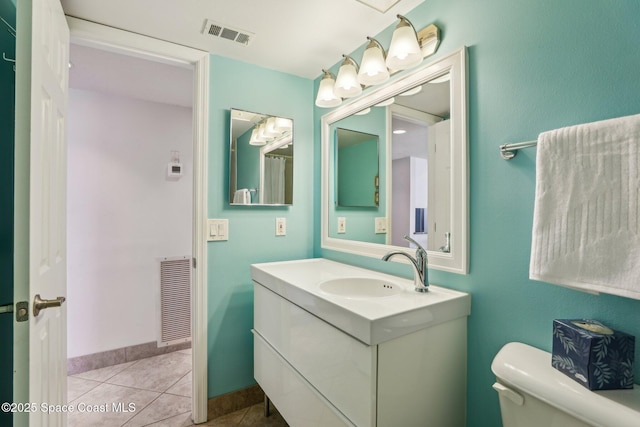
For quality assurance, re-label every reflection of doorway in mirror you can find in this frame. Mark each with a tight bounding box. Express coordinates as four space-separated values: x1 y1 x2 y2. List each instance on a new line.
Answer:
389 105 441 249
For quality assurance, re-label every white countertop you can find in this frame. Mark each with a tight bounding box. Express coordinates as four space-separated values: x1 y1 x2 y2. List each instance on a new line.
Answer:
251 258 471 345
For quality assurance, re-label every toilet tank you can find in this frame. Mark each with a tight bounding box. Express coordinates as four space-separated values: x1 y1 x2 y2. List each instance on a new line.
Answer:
491 342 640 427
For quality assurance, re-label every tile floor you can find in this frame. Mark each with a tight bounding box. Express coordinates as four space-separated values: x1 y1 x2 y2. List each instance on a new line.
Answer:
67 349 288 427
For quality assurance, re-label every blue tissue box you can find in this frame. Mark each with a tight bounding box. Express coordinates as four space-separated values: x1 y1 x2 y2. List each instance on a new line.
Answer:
552 319 635 390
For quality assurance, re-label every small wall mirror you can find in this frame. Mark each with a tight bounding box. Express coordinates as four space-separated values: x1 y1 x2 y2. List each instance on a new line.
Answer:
229 109 293 206
335 128 379 208
321 47 468 274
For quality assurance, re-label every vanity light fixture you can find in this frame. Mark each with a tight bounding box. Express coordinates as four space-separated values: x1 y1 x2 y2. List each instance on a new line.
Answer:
386 15 422 71
264 117 280 137
315 69 342 107
249 126 266 146
315 18 440 108
250 117 293 146
274 117 293 132
334 55 362 98
357 37 390 86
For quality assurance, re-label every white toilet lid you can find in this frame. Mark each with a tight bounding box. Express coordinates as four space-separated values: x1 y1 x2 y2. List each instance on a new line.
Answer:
492 342 640 427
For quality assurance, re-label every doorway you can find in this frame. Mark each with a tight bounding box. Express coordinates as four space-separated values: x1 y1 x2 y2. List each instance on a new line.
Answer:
66 42 195 425
66 17 210 424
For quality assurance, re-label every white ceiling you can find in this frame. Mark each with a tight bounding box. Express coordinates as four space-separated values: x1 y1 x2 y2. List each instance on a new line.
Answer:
61 0 425 79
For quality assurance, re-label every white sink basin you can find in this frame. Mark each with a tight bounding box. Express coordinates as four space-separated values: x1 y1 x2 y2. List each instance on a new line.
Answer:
319 277 403 298
251 258 471 345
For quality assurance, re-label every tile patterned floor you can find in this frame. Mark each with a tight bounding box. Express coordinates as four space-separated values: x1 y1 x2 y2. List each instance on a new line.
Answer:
67 349 288 426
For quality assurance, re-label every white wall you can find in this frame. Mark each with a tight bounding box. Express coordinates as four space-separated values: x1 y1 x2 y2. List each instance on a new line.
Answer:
67 89 193 358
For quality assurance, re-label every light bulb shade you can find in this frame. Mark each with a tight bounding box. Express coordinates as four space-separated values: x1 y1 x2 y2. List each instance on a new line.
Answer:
256 122 270 142
249 128 265 146
334 57 362 98
386 19 422 71
264 117 280 137
315 70 342 108
357 38 390 86
274 117 292 132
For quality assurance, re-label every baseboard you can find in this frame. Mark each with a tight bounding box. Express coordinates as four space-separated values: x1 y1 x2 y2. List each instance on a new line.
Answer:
207 384 264 420
67 340 191 375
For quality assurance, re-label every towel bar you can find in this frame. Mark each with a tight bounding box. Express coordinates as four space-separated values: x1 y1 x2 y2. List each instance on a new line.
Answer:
499 140 537 160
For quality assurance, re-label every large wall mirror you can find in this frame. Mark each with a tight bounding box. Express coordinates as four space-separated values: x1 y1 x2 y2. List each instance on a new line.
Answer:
321 47 468 274
230 109 293 206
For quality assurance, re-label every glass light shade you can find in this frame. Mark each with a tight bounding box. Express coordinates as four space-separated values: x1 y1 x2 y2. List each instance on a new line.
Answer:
355 107 371 115
274 117 292 132
334 61 362 98
386 24 422 71
249 128 265 146
357 39 390 86
264 117 280 137
256 122 270 142
315 71 342 108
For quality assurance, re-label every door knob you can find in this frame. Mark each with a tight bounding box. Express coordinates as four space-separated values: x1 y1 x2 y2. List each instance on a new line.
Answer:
33 294 66 317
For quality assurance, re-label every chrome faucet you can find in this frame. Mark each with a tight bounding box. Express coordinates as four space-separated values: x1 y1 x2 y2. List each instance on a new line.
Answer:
382 235 429 293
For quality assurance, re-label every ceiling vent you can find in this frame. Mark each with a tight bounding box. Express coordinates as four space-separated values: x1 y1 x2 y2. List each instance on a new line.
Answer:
203 19 254 46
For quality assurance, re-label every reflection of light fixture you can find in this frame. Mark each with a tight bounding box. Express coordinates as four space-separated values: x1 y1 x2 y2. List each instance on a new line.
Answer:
315 69 342 107
264 117 280 137
357 37 389 86
275 117 292 132
374 97 395 107
334 55 362 98
355 108 371 115
428 73 451 84
250 116 292 146
399 85 423 96
393 129 407 134
386 15 421 71
249 126 265 146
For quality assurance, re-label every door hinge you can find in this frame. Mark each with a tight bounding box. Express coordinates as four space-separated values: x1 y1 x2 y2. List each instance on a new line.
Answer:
192 257 197 268
16 301 28 322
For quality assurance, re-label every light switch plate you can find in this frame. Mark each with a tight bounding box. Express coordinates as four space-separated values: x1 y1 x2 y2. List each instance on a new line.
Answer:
375 217 387 234
275 217 286 236
337 217 346 234
207 219 228 241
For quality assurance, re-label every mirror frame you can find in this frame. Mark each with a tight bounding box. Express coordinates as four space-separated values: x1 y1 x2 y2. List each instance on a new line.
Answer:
321 47 468 274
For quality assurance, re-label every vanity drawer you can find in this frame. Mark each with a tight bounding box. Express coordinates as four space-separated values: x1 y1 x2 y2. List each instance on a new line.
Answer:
254 283 377 427
253 331 355 427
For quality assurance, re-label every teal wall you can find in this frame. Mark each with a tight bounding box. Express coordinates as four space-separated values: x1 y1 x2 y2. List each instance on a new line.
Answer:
235 128 259 193
0 1 14 425
337 139 378 206
207 55 314 396
313 1 640 426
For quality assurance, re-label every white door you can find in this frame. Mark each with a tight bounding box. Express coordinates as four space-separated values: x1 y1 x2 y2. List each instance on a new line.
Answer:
14 0 69 425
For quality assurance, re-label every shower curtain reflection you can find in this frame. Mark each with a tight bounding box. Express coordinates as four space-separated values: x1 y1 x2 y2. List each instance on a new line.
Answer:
263 155 286 204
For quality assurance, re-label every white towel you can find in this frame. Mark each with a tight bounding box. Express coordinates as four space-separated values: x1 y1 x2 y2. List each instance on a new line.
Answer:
529 114 640 300
233 188 251 204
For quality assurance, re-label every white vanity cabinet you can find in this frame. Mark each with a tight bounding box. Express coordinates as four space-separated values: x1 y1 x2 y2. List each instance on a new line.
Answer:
251 259 470 427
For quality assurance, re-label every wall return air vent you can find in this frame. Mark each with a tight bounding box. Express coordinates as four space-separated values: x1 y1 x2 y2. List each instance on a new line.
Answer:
203 19 254 46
